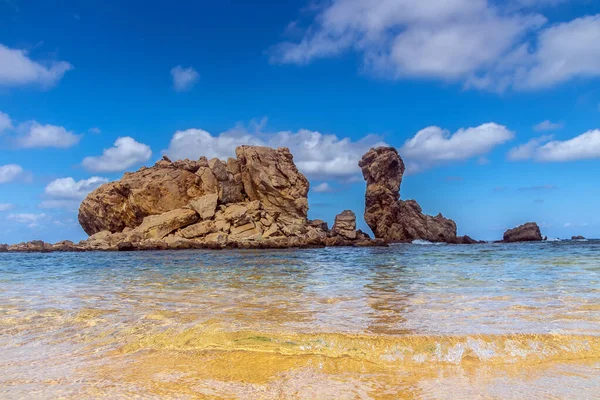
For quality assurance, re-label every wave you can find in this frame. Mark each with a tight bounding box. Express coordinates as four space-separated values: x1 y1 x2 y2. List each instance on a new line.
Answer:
119 328 600 367
545 238 563 242
411 240 446 246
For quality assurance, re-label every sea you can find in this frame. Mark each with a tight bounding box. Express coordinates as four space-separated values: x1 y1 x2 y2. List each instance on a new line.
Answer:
0 240 599 399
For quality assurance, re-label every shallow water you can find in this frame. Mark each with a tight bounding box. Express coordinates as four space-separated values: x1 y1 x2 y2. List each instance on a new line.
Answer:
1 241 599 399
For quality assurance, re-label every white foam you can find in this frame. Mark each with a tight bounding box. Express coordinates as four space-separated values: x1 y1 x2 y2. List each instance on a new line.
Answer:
412 239 433 245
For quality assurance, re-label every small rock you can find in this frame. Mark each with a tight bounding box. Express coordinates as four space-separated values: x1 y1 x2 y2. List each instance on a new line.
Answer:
503 222 543 243
135 208 199 240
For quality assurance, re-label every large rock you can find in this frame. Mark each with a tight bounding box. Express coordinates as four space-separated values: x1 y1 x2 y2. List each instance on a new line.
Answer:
79 164 205 235
235 146 309 220
67 145 387 251
359 147 466 243
503 222 543 243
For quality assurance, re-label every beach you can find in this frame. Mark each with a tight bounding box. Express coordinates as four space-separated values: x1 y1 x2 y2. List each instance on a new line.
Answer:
1 241 598 399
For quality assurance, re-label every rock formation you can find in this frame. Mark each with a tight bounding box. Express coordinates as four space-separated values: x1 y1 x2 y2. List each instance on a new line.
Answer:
502 222 543 242
571 235 585 240
359 147 477 244
18 145 385 252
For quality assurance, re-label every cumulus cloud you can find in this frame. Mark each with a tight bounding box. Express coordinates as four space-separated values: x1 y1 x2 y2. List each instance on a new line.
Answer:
44 176 108 200
0 164 24 183
507 135 553 160
82 137 152 172
0 44 72 88
15 122 81 148
171 65 199 91
521 15 600 89
164 124 386 179
0 203 13 211
399 123 514 172
533 120 563 132
0 111 12 133
312 182 334 193
508 130 600 162
270 1 600 91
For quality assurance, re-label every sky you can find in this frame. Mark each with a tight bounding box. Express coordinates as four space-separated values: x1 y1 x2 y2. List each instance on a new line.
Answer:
1 0 600 244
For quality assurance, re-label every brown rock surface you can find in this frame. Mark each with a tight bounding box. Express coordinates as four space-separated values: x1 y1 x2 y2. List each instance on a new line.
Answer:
235 146 309 220
133 208 198 240
19 145 383 252
503 222 543 243
78 164 204 235
359 147 470 243
332 210 357 240
189 193 219 220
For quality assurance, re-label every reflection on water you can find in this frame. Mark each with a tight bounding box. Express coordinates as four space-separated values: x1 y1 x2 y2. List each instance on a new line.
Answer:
0 241 599 398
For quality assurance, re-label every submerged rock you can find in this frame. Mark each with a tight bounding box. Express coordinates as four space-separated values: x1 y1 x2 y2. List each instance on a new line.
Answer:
503 222 543 243
359 147 474 243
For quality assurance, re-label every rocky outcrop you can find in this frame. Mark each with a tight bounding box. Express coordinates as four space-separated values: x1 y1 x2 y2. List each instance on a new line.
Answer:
503 222 543 243
572 235 586 240
332 210 357 240
359 147 475 243
29 145 387 253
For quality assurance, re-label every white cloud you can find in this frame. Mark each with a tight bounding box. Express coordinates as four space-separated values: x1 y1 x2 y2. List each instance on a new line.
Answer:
0 44 72 88
270 0 544 86
508 130 600 162
165 128 263 161
164 124 386 179
313 182 334 193
521 15 600 89
89 127 101 134
0 111 12 133
7 213 47 227
533 120 563 132
399 123 514 172
270 1 600 91
0 203 13 211
82 137 152 172
44 176 108 200
171 65 199 92
16 122 81 148
507 135 552 160
0 164 24 183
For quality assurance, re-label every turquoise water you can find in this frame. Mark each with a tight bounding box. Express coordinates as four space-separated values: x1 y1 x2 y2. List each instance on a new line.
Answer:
1 241 599 398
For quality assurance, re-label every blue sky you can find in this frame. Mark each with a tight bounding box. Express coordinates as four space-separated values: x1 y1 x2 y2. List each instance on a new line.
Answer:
1 0 600 244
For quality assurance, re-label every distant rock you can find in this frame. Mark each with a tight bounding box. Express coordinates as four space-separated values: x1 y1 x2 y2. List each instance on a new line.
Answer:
332 210 357 240
571 235 586 240
503 222 543 243
359 147 475 243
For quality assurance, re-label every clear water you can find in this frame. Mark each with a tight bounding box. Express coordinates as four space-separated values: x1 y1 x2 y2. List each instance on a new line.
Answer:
1 241 599 398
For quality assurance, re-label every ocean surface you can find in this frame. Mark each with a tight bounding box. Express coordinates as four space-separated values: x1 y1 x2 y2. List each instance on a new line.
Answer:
1 240 599 399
